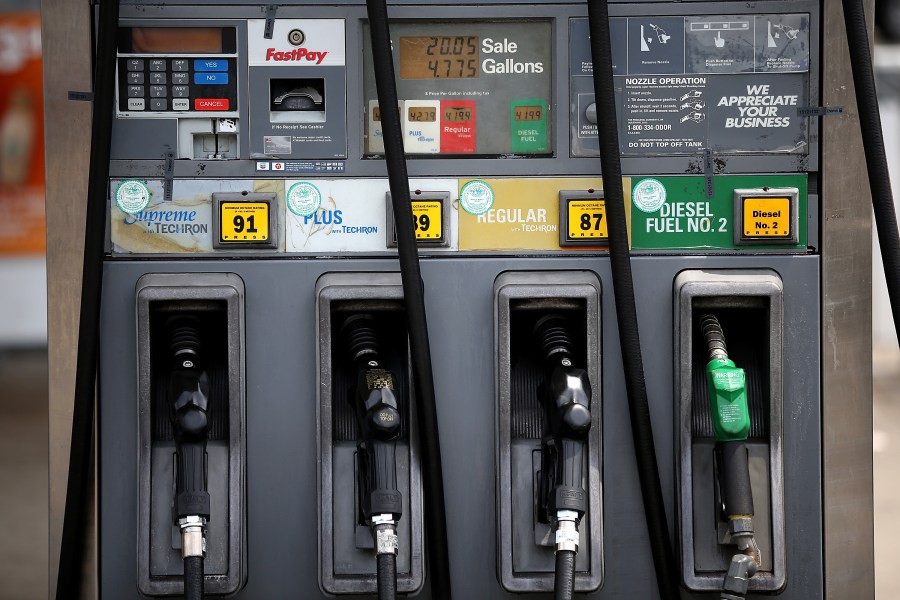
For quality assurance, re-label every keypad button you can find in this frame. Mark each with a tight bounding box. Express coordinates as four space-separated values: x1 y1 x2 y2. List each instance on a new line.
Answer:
150 99 167 111
127 85 144 98
194 72 228 85
193 59 228 72
149 59 166 72
172 98 190 111
149 72 167 85
150 85 167 98
172 86 190 98
126 72 144 85
171 59 189 72
127 98 146 111
171 72 189 85
126 59 144 72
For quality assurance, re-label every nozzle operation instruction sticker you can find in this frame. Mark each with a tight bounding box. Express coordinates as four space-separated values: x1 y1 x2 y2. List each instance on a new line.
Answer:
287 182 322 217
115 180 151 214
632 178 668 213
460 180 494 215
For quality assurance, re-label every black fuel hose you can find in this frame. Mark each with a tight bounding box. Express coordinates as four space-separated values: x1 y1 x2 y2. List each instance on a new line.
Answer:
585 0 679 598
842 0 900 342
554 550 576 600
365 1 452 598
184 556 204 600
377 553 398 600
55 0 120 597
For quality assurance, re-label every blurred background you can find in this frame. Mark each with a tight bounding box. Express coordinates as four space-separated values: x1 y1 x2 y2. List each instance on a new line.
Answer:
1 1 899 598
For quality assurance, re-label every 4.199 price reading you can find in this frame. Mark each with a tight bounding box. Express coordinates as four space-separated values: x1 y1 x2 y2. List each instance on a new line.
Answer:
514 105 543 121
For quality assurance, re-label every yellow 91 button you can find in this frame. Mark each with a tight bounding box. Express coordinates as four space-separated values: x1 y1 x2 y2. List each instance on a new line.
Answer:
213 192 278 249
221 202 269 241
559 192 608 246
411 200 443 241
734 188 799 246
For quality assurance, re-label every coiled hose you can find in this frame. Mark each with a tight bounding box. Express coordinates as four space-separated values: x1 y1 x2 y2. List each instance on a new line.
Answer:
842 0 900 342
183 556 204 600
377 553 398 600
585 0 678 597
554 550 576 600
365 0 452 598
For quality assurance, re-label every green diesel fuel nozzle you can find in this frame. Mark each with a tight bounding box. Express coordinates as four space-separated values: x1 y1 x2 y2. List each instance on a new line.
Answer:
706 356 751 442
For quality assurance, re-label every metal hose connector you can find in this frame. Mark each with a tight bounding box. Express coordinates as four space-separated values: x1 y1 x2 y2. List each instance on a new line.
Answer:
700 314 729 361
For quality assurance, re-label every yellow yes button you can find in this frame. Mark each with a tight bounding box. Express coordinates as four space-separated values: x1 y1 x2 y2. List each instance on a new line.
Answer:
742 197 791 238
566 199 608 241
220 202 269 242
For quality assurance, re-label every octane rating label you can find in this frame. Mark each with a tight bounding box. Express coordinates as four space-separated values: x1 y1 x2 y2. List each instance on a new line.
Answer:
287 182 322 217
115 180 151 214
411 201 443 240
566 199 608 240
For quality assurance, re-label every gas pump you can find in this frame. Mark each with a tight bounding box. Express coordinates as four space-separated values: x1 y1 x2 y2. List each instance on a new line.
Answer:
45 0 872 598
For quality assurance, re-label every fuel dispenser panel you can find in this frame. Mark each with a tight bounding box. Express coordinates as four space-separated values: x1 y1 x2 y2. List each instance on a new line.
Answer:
134 273 247 596
96 1 826 598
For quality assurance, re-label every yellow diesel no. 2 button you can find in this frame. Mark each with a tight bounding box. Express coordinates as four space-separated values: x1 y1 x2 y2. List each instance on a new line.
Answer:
742 197 790 238
220 202 269 242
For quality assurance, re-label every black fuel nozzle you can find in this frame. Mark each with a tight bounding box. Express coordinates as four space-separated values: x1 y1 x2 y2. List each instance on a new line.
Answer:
341 314 402 560
166 315 211 583
533 313 592 587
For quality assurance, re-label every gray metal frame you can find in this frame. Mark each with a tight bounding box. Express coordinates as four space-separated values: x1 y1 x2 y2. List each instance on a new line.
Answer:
820 0 875 596
315 272 425 596
674 269 786 592
134 272 247 596
495 270 604 592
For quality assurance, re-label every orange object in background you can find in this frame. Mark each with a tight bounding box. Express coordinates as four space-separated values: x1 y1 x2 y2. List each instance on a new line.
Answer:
0 11 45 255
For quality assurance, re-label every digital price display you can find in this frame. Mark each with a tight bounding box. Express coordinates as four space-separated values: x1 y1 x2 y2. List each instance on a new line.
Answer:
399 36 479 79
444 106 473 122
118 27 236 53
514 105 543 121
408 106 437 122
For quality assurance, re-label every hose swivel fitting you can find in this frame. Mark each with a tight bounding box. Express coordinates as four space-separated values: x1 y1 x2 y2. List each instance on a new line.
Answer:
372 514 399 556
554 510 580 553
720 552 759 600
179 515 207 559
728 517 761 566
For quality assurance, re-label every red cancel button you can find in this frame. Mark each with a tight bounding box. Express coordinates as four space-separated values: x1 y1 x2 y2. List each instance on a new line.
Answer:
195 98 229 111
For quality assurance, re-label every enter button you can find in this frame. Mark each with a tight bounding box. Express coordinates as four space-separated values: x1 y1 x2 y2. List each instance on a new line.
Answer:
195 98 230 111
